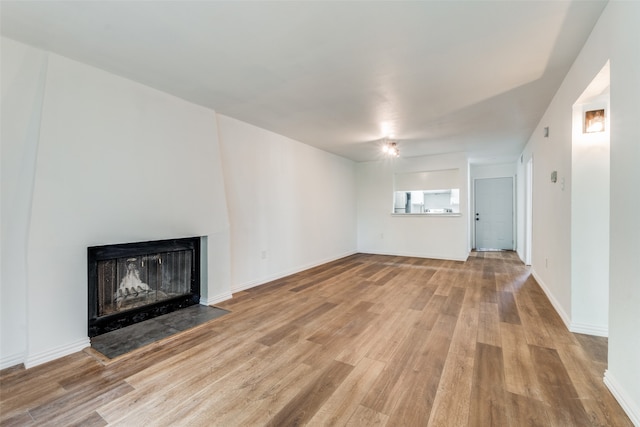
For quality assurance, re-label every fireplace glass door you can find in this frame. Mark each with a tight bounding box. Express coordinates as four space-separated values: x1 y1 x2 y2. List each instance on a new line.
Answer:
97 251 193 317
88 236 201 337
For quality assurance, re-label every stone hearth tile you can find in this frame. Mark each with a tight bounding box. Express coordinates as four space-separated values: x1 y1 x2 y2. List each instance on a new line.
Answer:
90 305 229 359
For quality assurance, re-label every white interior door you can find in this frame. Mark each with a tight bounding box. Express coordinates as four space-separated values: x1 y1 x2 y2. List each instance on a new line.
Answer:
475 177 514 250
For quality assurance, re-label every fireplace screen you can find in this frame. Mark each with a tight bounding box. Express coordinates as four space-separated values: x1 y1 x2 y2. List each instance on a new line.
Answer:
97 251 192 317
88 237 201 337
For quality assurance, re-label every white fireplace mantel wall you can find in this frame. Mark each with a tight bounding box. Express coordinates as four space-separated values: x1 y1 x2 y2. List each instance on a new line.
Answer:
1 38 233 368
1 36 359 369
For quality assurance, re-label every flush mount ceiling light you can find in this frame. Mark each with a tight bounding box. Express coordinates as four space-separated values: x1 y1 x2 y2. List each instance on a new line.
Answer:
381 139 400 157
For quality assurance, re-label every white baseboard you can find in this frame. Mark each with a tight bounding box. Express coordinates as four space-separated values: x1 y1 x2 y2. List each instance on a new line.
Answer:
530 267 572 331
200 292 233 306
232 249 471 294
0 352 25 371
24 337 90 369
359 250 469 262
230 251 357 293
530 269 609 338
569 322 608 337
604 370 640 426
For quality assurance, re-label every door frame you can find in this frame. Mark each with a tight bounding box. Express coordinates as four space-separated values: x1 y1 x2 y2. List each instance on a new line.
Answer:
524 157 533 265
471 176 516 250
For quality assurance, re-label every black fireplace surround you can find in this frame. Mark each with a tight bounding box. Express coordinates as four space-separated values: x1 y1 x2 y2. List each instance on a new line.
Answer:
88 236 201 337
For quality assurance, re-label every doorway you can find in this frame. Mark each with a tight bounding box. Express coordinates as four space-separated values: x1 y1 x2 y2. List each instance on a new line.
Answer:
474 177 514 250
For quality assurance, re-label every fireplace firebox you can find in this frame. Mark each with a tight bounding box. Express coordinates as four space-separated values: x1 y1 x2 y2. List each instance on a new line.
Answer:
88 237 201 337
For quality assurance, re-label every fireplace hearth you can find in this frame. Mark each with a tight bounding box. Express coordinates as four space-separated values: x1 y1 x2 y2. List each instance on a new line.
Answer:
88 237 201 337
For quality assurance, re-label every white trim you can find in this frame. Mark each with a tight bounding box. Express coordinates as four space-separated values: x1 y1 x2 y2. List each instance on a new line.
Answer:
360 250 469 263
524 157 533 266
471 176 516 251
569 322 608 337
231 251 357 293
530 267 572 330
0 352 25 370
604 370 640 426
531 268 609 338
199 292 233 306
390 213 462 217
24 337 90 369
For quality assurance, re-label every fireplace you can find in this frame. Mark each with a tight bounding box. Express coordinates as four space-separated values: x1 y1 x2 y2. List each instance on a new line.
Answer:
88 237 201 337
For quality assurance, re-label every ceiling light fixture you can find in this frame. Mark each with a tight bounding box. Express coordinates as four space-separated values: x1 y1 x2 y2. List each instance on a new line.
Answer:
382 139 400 157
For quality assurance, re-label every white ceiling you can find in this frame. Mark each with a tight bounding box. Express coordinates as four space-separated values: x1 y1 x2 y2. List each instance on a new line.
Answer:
1 1 606 163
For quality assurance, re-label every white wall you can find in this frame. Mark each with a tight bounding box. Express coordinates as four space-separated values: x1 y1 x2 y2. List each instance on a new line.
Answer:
217 115 357 292
1 37 232 368
357 153 469 261
517 3 640 423
1 38 48 369
1 37 358 370
470 162 515 180
571 87 610 337
606 2 640 424
516 4 611 328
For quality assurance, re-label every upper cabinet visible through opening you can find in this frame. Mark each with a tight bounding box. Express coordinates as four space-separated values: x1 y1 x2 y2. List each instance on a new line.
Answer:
394 189 460 213
393 169 461 215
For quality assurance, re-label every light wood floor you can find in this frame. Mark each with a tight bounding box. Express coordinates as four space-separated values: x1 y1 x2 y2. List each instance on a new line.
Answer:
0 252 632 426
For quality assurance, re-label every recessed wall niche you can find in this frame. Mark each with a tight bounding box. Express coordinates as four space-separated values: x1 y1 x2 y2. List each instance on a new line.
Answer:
570 60 610 335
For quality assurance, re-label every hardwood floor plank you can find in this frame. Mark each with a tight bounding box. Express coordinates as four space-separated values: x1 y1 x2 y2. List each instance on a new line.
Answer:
363 308 423 364
0 411 37 427
469 342 509 427
345 405 389 426
477 302 502 347
556 342 634 427
1 252 632 427
387 314 457 425
0 381 67 420
306 357 385 426
166 339 325 426
257 301 338 346
498 291 521 324
512 282 553 348
360 320 433 414
333 310 399 366
526 283 579 347
98 340 267 423
413 293 447 331
441 286 466 317
500 322 543 399
0 353 98 419
373 269 402 286
265 360 354 427
408 286 436 311
530 345 592 426
0 352 92 389
217 363 315 426
111 354 269 426
30 380 133 426
61 410 108 427
427 352 474 427
504 390 551 427
123 329 263 390
448 286 480 359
